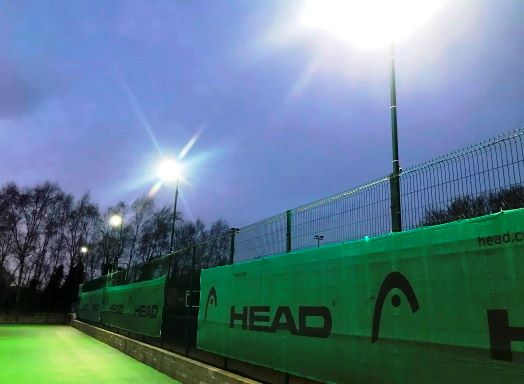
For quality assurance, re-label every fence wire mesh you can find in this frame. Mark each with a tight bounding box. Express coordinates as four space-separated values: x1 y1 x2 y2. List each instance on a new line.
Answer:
80 128 524 275
232 128 524 261
401 129 524 229
234 213 287 262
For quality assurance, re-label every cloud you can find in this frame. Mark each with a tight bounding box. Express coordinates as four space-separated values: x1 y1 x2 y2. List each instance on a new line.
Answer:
0 58 43 119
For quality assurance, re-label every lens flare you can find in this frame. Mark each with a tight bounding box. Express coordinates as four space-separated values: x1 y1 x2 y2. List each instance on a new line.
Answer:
148 179 164 198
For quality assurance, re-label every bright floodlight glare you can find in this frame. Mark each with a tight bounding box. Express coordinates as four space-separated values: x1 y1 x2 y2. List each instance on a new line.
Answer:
109 214 123 227
300 0 447 48
157 158 183 183
80 246 88 253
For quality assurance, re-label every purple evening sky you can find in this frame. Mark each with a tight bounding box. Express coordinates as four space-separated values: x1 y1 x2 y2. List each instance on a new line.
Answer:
0 0 523 227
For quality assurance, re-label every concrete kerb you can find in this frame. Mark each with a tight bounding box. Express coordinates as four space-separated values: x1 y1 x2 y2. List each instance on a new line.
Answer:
71 320 260 384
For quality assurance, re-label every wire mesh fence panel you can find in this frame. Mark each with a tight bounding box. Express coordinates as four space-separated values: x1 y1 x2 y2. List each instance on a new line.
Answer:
230 128 524 262
125 255 170 283
80 275 108 292
168 247 193 280
198 233 232 268
234 213 287 262
291 178 391 251
400 128 524 229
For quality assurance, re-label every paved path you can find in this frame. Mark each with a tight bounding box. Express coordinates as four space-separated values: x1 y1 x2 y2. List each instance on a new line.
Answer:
0 325 181 384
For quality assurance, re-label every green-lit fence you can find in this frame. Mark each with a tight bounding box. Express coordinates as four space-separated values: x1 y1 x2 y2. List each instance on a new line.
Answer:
77 128 524 383
78 208 524 383
78 233 233 356
198 209 524 383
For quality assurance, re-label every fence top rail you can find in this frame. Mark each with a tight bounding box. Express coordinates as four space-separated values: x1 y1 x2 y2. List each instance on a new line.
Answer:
234 128 524 236
236 178 390 234
237 211 287 232
126 230 233 269
293 177 390 214
401 127 524 175
91 230 233 281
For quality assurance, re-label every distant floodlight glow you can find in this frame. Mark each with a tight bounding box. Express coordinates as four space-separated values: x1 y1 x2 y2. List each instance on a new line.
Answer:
80 246 88 253
300 0 447 48
157 158 183 183
109 214 123 227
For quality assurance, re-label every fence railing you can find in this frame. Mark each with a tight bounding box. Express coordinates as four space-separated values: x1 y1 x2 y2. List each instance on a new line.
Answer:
81 128 524 283
81 232 233 293
233 128 524 261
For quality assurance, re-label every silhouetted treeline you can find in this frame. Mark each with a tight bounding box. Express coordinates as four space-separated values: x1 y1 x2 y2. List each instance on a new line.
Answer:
0 181 229 313
422 185 524 226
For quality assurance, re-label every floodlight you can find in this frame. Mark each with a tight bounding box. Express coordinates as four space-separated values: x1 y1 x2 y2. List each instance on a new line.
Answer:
109 214 123 227
300 0 447 48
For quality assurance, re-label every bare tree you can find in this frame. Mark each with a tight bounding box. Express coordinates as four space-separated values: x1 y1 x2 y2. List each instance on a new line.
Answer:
422 185 524 226
0 179 233 312
64 194 101 269
1 182 67 302
137 206 172 262
126 196 154 268
203 219 231 268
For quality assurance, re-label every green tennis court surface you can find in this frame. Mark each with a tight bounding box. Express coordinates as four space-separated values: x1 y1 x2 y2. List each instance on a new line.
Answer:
0 325 181 384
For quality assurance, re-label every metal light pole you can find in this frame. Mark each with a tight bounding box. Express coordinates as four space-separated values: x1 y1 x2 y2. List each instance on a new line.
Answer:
157 158 183 254
314 234 324 247
170 179 180 253
298 1 445 233
389 42 402 232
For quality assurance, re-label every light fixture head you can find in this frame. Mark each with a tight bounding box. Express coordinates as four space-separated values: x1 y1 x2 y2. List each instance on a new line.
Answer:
109 214 123 227
157 158 183 183
300 0 448 49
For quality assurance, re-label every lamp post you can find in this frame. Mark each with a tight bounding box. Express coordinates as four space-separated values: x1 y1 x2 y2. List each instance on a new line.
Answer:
314 234 324 247
389 42 402 232
299 0 447 233
157 158 183 253
170 179 180 253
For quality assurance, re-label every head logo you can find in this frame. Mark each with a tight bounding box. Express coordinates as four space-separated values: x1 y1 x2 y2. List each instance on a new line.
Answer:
371 271 420 343
204 287 218 321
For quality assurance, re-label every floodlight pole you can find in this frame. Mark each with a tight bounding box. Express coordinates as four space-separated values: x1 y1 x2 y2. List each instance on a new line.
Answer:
389 41 402 232
170 179 180 253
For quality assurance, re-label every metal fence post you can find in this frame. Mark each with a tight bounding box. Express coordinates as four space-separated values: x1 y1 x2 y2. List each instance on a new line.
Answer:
160 253 172 349
229 228 238 265
390 172 402 232
185 245 197 356
286 210 292 253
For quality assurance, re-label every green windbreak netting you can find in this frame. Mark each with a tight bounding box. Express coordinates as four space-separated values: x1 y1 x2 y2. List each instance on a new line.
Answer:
78 276 166 337
77 287 104 323
198 209 524 383
101 276 166 337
